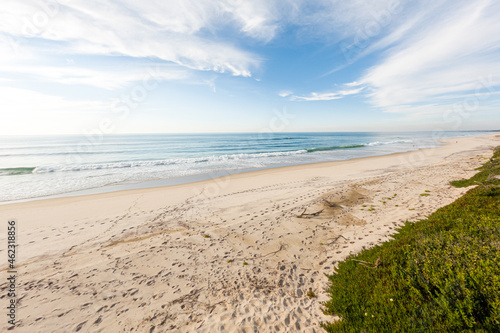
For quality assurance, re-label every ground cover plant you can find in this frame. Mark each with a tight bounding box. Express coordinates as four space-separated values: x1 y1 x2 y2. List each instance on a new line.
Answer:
322 146 500 332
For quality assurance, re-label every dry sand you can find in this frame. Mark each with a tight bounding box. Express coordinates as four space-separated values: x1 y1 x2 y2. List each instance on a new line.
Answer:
0 134 498 332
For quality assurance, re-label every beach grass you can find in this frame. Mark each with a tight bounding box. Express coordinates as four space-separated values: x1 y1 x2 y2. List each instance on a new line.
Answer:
321 146 500 332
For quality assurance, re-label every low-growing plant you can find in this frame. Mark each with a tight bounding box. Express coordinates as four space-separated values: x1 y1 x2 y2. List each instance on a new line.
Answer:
307 289 317 299
322 146 500 332
450 147 500 187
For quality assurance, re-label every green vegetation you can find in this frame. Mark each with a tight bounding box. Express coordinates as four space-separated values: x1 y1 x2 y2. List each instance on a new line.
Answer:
451 146 500 188
203 234 211 238
227 259 234 263
322 146 500 332
243 261 248 266
307 289 317 299
420 193 430 196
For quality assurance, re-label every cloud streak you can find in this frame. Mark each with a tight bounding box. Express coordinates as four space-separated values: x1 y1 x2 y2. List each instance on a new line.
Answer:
281 0 500 120
360 0 500 115
1 0 269 77
288 87 363 101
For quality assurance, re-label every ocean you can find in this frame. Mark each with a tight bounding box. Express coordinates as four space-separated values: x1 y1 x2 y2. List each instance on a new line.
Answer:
0 131 488 203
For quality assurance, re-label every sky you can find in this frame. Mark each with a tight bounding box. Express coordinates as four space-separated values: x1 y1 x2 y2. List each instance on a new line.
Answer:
1 0 500 135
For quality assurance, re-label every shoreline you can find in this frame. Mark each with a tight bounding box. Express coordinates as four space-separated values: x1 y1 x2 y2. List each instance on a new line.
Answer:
1 133 492 206
0 133 498 332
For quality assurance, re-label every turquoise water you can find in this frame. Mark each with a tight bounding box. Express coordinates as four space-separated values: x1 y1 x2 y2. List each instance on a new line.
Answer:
0 132 488 202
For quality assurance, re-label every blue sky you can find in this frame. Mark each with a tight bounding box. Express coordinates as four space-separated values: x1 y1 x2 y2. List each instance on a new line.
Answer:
1 0 500 135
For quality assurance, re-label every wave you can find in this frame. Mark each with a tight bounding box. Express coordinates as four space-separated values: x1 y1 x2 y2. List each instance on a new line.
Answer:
365 139 413 146
0 167 36 176
32 150 309 174
304 139 412 153
271 137 299 140
7 139 414 175
306 144 365 153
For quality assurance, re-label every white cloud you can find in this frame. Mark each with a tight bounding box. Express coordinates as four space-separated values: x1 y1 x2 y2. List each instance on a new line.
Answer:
289 87 363 101
359 0 500 115
278 90 292 97
0 0 270 77
288 0 405 43
220 0 280 42
291 0 500 119
1 0 405 80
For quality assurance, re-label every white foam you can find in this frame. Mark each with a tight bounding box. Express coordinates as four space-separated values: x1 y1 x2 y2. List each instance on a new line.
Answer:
365 139 413 146
32 150 309 174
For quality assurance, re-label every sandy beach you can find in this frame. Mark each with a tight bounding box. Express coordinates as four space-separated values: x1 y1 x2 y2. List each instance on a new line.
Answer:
0 133 498 333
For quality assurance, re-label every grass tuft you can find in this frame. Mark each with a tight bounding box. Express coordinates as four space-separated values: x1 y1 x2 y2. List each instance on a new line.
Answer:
307 289 317 299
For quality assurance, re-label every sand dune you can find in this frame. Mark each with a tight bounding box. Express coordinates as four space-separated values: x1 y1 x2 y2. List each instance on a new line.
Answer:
0 134 498 332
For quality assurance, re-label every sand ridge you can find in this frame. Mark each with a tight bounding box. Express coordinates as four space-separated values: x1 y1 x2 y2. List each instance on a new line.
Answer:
0 134 498 332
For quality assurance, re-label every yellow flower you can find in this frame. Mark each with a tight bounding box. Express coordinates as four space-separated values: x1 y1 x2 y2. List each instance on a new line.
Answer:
365 313 368 316
390 298 393 302
372 315 374 318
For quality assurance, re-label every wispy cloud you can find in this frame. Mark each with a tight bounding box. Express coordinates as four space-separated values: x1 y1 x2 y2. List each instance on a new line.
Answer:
0 0 271 77
0 0 413 80
278 90 293 97
284 0 500 119
288 87 363 101
360 0 500 115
